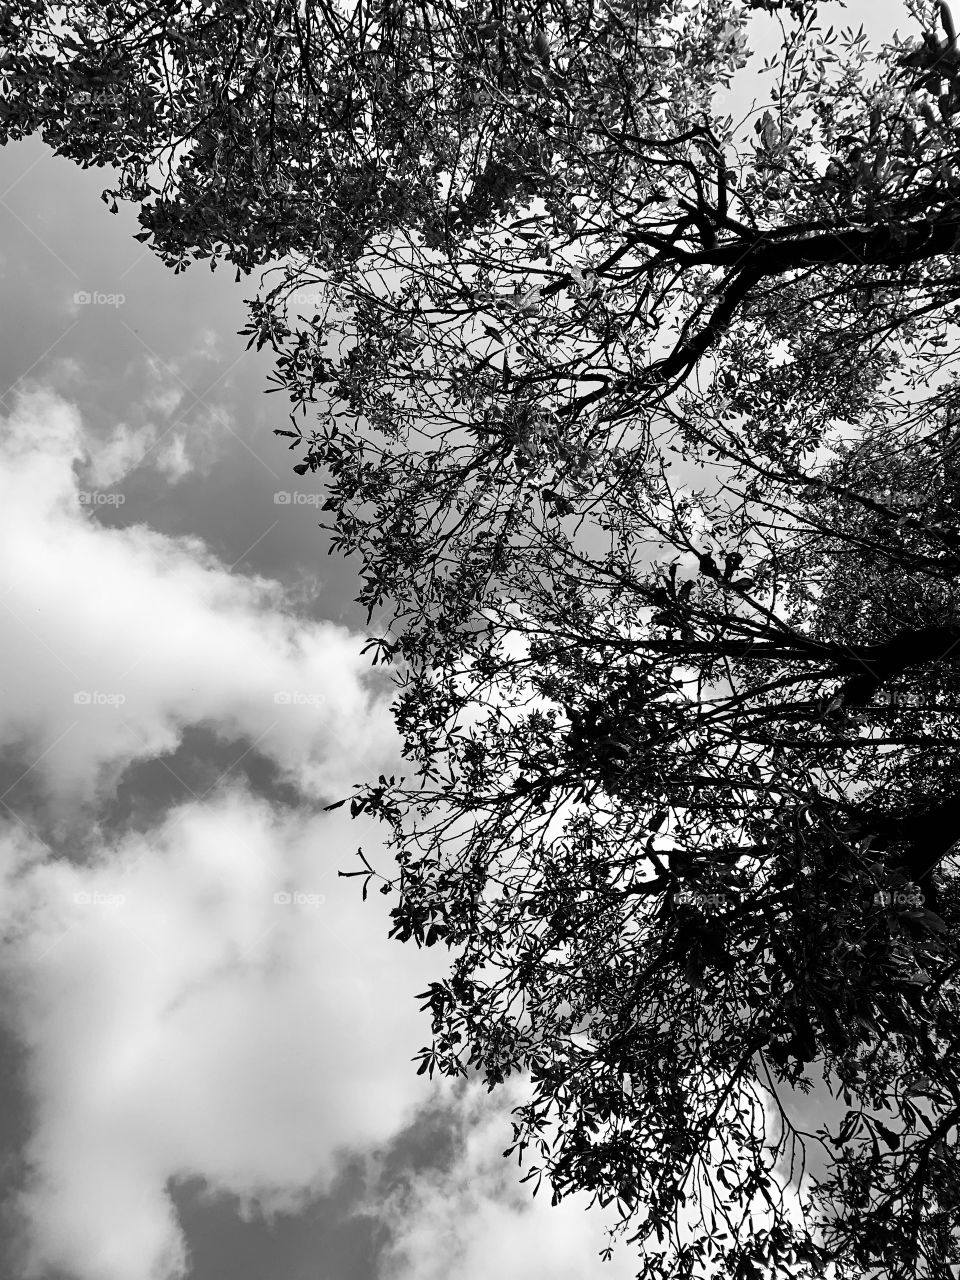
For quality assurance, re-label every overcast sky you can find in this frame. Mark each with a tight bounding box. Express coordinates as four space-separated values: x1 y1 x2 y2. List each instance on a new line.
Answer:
0 2 917 1278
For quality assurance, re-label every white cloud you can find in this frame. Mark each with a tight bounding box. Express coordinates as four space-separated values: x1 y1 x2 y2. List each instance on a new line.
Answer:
83 419 156 488
83 415 198 488
50 347 232 489
95 388 228 487
0 387 398 813
0 385 455 1280
373 1078 641 1280
0 794 440 1280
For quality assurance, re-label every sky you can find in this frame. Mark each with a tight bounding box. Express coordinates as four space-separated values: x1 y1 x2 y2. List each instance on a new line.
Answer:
0 1 917 1279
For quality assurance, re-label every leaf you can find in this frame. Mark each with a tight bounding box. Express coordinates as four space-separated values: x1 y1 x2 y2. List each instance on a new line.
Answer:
942 1 957 45
916 909 949 932
649 808 668 832
901 969 933 985
875 1119 900 1150
755 109 778 149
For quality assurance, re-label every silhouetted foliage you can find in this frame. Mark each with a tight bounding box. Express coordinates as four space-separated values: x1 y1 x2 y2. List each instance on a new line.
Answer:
7 0 960 1274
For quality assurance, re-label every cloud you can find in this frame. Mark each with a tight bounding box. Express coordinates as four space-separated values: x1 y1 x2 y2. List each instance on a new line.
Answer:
0 794 441 1280
0 385 456 1280
0 387 397 814
83 415 199 488
38 348 228 489
0 383 745 1280
76 363 231 489
372 1078 641 1280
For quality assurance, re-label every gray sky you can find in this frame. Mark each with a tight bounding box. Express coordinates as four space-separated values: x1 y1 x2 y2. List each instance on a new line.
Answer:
0 2 922 1278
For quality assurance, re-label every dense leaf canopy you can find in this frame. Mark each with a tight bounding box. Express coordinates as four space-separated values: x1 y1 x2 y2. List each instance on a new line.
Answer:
6 0 960 1274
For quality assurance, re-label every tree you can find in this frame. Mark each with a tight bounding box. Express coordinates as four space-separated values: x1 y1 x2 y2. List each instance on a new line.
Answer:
6 0 960 1274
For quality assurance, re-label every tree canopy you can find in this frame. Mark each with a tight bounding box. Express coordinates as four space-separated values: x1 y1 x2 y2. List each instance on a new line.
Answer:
7 0 960 1274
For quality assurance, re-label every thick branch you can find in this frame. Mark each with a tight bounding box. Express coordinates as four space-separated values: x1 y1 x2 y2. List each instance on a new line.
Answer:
839 625 960 706
682 212 960 273
643 211 960 388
